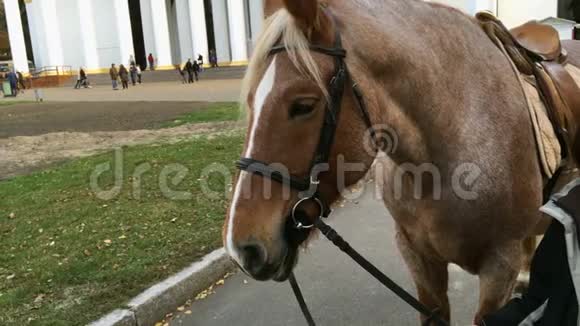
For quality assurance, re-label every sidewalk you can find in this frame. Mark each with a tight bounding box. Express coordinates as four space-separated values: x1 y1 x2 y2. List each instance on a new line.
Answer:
171 185 480 326
9 79 242 103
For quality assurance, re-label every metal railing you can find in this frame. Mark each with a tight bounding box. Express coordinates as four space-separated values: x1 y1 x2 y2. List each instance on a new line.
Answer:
29 65 73 78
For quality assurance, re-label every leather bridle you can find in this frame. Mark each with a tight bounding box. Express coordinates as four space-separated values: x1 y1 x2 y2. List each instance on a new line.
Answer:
234 19 448 326
236 27 376 231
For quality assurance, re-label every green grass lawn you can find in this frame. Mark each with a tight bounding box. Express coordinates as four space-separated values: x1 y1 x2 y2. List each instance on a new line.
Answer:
0 132 244 325
160 102 242 128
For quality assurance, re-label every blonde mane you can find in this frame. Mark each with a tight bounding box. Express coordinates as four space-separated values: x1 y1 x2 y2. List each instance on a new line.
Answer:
240 9 327 110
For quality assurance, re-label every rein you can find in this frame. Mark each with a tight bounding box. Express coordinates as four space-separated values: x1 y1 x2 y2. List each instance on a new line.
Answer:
235 21 449 326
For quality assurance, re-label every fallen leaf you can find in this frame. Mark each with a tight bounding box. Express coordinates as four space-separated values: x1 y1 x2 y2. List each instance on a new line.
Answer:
83 249 92 256
33 294 45 303
215 279 225 286
103 239 112 245
6 274 15 280
118 235 127 239
177 306 185 312
184 310 192 315
195 292 208 300
8 212 15 219
243 279 248 284
154 323 163 326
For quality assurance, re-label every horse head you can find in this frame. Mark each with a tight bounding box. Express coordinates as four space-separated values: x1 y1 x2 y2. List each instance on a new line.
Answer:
223 0 377 282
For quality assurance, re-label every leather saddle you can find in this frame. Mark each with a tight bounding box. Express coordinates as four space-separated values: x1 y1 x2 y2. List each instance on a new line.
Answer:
477 12 580 167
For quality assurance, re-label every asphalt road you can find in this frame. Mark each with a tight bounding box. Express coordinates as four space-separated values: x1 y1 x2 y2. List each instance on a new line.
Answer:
170 185 480 326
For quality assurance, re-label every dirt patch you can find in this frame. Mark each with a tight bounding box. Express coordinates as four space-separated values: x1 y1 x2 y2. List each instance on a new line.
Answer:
0 101 213 138
0 121 244 179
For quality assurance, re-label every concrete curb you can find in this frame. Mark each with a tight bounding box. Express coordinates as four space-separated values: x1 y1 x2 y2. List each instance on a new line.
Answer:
89 248 233 326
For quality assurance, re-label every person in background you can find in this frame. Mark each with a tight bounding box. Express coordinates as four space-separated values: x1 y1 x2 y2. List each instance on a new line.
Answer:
193 60 200 82
129 54 136 67
136 65 142 84
177 65 187 84
109 64 119 90
16 71 25 93
184 59 194 83
148 53 155 71
129 65 137 86
197 54 204 72
75 67 89 89
6 70 18 97
119 64 129 90
74 67 82 89
79 67 90 88
209 49 218 68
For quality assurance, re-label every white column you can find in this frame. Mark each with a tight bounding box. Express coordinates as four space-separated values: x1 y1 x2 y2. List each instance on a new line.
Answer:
38 0 64 66
149 0 173 68
140 0 155 65
25 1 43 68
188 0 209 64
212 0 231 63
175 0 193 63
3 0 28 73
227 0 248 62
248 0 264 56
114 0 135 66
77 1 99 70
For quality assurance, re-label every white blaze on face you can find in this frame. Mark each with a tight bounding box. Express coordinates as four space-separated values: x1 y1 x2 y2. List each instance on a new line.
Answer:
245 56 278 157
226 57 278 264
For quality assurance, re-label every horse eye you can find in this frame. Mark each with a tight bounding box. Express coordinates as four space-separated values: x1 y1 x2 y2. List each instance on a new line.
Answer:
289 101 316 119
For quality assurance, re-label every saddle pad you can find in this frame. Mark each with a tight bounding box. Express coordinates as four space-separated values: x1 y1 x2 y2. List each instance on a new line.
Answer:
521 77 562 177
521 64 580 178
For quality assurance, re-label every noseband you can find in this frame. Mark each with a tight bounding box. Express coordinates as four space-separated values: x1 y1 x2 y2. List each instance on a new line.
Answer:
235 22 448 326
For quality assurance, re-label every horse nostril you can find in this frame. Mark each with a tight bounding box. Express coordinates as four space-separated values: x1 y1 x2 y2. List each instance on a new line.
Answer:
239 242 268 275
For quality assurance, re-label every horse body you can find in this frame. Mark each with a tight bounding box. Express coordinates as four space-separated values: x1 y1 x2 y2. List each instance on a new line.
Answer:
337 0 543 321
224 0 579 324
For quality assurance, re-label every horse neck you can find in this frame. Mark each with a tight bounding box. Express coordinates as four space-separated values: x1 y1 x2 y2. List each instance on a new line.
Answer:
341 0 528 161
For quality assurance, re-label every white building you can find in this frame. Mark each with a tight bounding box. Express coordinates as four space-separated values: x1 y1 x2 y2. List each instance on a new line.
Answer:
1 0 572 74
3 0 264 74
428 0 559 28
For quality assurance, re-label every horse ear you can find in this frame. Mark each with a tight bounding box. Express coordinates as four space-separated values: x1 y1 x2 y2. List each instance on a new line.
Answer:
264 0 284 18
282 0 319 30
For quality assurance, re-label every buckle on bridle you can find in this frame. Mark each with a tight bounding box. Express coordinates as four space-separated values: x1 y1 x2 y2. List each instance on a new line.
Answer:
291 197 324 230
310 175 320 186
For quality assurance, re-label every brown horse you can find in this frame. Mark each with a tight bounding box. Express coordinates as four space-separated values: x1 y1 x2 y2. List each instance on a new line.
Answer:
223 0 580 324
